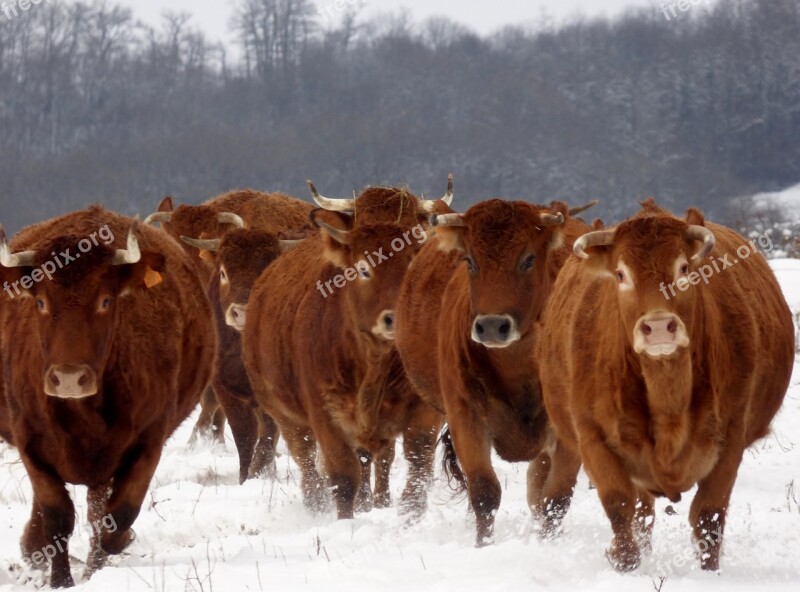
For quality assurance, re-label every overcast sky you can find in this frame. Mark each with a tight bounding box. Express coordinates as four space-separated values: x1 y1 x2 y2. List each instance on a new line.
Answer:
109 0 662 46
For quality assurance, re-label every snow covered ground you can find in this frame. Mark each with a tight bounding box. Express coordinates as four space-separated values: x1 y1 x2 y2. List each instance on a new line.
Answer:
754 183 800 222
1 263 800 591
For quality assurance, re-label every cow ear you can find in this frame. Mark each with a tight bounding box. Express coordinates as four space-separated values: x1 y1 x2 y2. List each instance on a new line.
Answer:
435 226 466 253
545 202 569 252
158 196 174 212
0 266 30 300
311 209 352 268
686 208 705 227
119 251 166 296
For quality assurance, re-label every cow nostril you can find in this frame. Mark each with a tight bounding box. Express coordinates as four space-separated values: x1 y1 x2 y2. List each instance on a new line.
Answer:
667 320 677 334
384 313 394 328
498 321 510 336
475 322 485 335
231 308 240 319
51 374 60 387
641 323 652 336
78 373 89 387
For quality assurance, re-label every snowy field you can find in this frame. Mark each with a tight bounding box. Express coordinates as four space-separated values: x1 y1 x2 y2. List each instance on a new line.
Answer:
1 263 800 591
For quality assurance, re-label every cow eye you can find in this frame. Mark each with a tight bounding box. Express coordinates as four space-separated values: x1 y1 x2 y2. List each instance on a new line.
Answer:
522 254 536 272
679 263 690 276
359 267 371 279
616 269 626 283
464 256 478 274
36 298 47 312
98 297 112 311
220 268 228 282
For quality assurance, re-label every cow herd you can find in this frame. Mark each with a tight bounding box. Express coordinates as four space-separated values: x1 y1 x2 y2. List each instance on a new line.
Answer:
0 180 793 588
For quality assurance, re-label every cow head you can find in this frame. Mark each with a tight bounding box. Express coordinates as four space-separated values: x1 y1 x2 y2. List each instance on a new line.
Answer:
432 200 568 349
313 209 426 343
181 230 304 332
0 225 165 399
573 200 715 360
144 196 244 268
308 174 454 227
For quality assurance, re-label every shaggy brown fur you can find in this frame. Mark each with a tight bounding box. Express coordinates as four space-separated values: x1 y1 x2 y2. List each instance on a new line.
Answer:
394 199 591 545
242 187 445 519
0 207 216 587
535 200 794 572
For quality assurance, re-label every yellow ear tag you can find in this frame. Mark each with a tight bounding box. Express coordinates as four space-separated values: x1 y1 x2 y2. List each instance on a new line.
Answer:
144 268 163 289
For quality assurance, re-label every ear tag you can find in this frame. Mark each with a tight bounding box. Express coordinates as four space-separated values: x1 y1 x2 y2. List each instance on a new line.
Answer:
144 267 163 289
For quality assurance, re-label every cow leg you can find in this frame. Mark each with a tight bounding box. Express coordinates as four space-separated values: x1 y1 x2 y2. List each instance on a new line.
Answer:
215 385 258 484
314 419 361 519
280 421 328 513
400 403 442 518
634 490 655 553
188 386 226 447
688 438 745 571
373 442 395 509
529 440 581 537
249 410 279 480
355 449 374 513
101 434 164 556
578 427 641 572
446 408 500 547
20 461 75 588
84 483 112 579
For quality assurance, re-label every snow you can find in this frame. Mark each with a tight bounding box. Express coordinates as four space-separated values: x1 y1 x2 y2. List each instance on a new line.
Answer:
1 264 800 591
753 183 800 222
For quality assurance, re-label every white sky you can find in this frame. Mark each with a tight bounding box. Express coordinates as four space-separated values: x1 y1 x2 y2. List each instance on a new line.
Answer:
104 0 662 47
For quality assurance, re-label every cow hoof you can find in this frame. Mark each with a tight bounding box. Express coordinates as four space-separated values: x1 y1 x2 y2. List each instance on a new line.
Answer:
101 528 136 555
606 541 640 572
50 569 75 589
373 492 392 509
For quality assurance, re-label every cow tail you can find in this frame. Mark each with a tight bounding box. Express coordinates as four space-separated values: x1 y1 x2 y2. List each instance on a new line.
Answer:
439 424 467 495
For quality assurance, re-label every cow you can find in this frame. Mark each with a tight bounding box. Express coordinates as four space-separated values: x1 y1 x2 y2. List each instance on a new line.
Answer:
394 198 595 545
148 190 314 483
0 207 216 587
535 199 794 572
242 183 451 519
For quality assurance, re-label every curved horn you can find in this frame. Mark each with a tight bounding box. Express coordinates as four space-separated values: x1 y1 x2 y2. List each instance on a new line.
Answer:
181 236 221 252
417 173 455 213
143 212 172 226
279 239 304 253
218 212 245 229
429 213 466 228
307 180 355 212
0 225 36 268
685 225 715 262
568 200 599 217
112 227 142 266
314 220 352 245
540 212 565 227
573 229 615 259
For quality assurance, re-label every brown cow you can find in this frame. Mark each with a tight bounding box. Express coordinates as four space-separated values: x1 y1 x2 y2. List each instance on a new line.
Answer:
0 207 216 587
394 198 594 545
535 200 794 572
243 184 450 519
150 190 314 483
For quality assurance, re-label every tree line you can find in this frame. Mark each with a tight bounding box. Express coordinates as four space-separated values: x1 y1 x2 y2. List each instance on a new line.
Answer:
0 0 799 234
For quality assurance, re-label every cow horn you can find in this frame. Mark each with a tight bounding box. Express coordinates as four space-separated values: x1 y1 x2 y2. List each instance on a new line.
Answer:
307 180 355 212
112 227 142 265
573 229 615 259
0 225 36 268
143 212 172 226
540 212 565 227
218 212 245 229
181 236 221 252
417 173 455 213
568 200 599 217
429 213 466 228
686 225 715 262
279 239 304 252
315 220 351 245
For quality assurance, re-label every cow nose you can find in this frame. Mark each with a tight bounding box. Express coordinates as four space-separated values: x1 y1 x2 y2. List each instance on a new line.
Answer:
633 313 689 357
372 309 397 340
225 303 248 332
471 314 520 348
44 364 98 399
